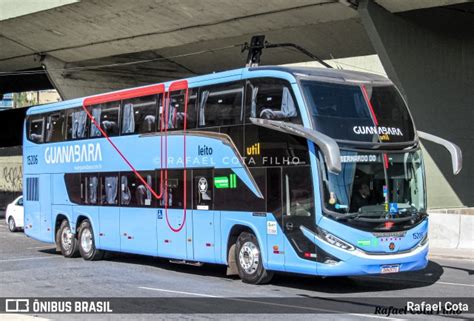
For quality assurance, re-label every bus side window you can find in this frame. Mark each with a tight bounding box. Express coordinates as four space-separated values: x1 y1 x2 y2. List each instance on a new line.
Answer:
28 116 45 143
245 78 301 124
158 169 192 209
198 83 243 128
164 89 196 131
45 112 65 142
89 102 120 138
122 95 159 134
121 172 155 207
100 173 119 205
67 108 89 140
64 173 81 204
283 166 314 217
82 173 99 205
213 168 265 212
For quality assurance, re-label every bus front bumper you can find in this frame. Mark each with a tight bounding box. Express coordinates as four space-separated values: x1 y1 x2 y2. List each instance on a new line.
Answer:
300 226 429 276
316 242 429 276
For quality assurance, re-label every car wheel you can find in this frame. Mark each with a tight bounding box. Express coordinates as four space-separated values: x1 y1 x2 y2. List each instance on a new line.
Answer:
78 220 104 261
8 217 16 232
58 220 79 258
235 231 273 284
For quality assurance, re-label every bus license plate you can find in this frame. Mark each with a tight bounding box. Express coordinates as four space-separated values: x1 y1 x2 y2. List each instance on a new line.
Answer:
381 265 400 274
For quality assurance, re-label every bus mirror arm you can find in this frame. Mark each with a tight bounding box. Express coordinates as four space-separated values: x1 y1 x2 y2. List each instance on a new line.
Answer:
249 118 341 174
417 131 462 175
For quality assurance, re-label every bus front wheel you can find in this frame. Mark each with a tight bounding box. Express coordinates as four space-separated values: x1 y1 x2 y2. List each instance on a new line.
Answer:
77 220 104 261
235 232 273 284
57 220 79 258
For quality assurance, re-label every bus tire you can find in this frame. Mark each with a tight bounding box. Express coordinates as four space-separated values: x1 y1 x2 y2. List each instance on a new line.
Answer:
235 232 273 284
58 220 79 258
8 217 17 232
77 220 104 261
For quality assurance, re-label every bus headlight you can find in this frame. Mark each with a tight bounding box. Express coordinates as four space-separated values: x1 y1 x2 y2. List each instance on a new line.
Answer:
316 227 355 251
419 233 429 246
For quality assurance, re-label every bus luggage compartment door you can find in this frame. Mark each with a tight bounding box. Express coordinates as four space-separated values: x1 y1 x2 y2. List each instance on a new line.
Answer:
192 210 216 263
39 174 53 242
157 208 187 259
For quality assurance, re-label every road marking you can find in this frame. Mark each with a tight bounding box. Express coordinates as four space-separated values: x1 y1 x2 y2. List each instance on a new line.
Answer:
138 286 399 319
0 256 60 263
139 286 219 297
438 281 474 288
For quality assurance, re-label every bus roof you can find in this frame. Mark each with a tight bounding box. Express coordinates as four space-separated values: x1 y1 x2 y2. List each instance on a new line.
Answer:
27 66 390 115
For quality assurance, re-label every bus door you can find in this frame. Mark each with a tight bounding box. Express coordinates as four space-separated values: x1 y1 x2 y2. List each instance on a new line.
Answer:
191 169 216 263
281 166 317 273
156 80 190 260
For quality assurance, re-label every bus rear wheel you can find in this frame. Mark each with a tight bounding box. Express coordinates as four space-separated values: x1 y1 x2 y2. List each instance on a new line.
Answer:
235 232 273 284
78 220 104 261
57 220 79 258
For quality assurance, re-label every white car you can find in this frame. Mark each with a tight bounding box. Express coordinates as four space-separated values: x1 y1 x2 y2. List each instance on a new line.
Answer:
6 196 24 232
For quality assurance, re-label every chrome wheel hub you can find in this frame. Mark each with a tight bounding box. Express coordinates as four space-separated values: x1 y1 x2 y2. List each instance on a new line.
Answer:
61 227 73 252
81 228 93 253
9 218 14 230
239 241 260 274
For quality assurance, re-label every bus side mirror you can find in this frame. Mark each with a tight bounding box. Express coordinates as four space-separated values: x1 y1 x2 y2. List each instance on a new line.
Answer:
417 131 462 175
249 118 341 174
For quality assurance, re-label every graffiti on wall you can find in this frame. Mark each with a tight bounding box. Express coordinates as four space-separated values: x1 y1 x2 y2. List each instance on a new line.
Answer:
0 157 23 192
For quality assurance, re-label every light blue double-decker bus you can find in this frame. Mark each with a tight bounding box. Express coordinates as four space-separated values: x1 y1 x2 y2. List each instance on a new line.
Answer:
23 66 461 284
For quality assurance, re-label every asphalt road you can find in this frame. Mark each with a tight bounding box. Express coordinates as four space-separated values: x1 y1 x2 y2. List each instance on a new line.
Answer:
0 221 472 320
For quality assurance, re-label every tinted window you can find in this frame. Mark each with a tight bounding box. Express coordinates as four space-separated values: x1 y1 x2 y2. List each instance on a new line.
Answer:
45 112 65 142
266 167 282 215
122 95 159 134
100 173 119 205
64 173 81 204
199 84 243 128
245 78 300 123
367 85 415 142
164 89 197 130
66 108 89 140
244 125 309 167
303 81 415 142
28 116 44 143
82 173 99 205
90 102 120 137
213 168 266 212
283 166 314 217
158 170 189 209
121 171 155 207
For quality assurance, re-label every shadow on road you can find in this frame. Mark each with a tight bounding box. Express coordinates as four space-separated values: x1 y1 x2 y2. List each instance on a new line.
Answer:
39 247 444 294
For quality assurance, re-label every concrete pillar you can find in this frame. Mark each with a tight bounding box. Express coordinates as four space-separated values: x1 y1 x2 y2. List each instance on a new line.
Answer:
359 0 474 208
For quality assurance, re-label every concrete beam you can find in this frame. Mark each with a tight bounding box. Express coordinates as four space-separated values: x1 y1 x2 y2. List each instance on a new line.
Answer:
359 0 474 208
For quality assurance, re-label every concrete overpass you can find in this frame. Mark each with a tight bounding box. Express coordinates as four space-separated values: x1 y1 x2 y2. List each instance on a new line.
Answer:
0 0 472 208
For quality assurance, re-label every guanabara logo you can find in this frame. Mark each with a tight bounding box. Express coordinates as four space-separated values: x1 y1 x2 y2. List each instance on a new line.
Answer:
353 126 403 136
45 143 102 164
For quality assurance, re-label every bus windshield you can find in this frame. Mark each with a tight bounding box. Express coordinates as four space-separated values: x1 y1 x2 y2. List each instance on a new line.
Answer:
320 150 426 219
301 81 415 143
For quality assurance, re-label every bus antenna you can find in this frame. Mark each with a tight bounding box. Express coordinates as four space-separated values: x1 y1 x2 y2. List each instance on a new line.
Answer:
242 35 332 69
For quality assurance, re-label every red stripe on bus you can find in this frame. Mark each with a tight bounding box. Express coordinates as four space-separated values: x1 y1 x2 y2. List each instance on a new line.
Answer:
361 85 379 126
82 84 165 199
164 80 188 233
